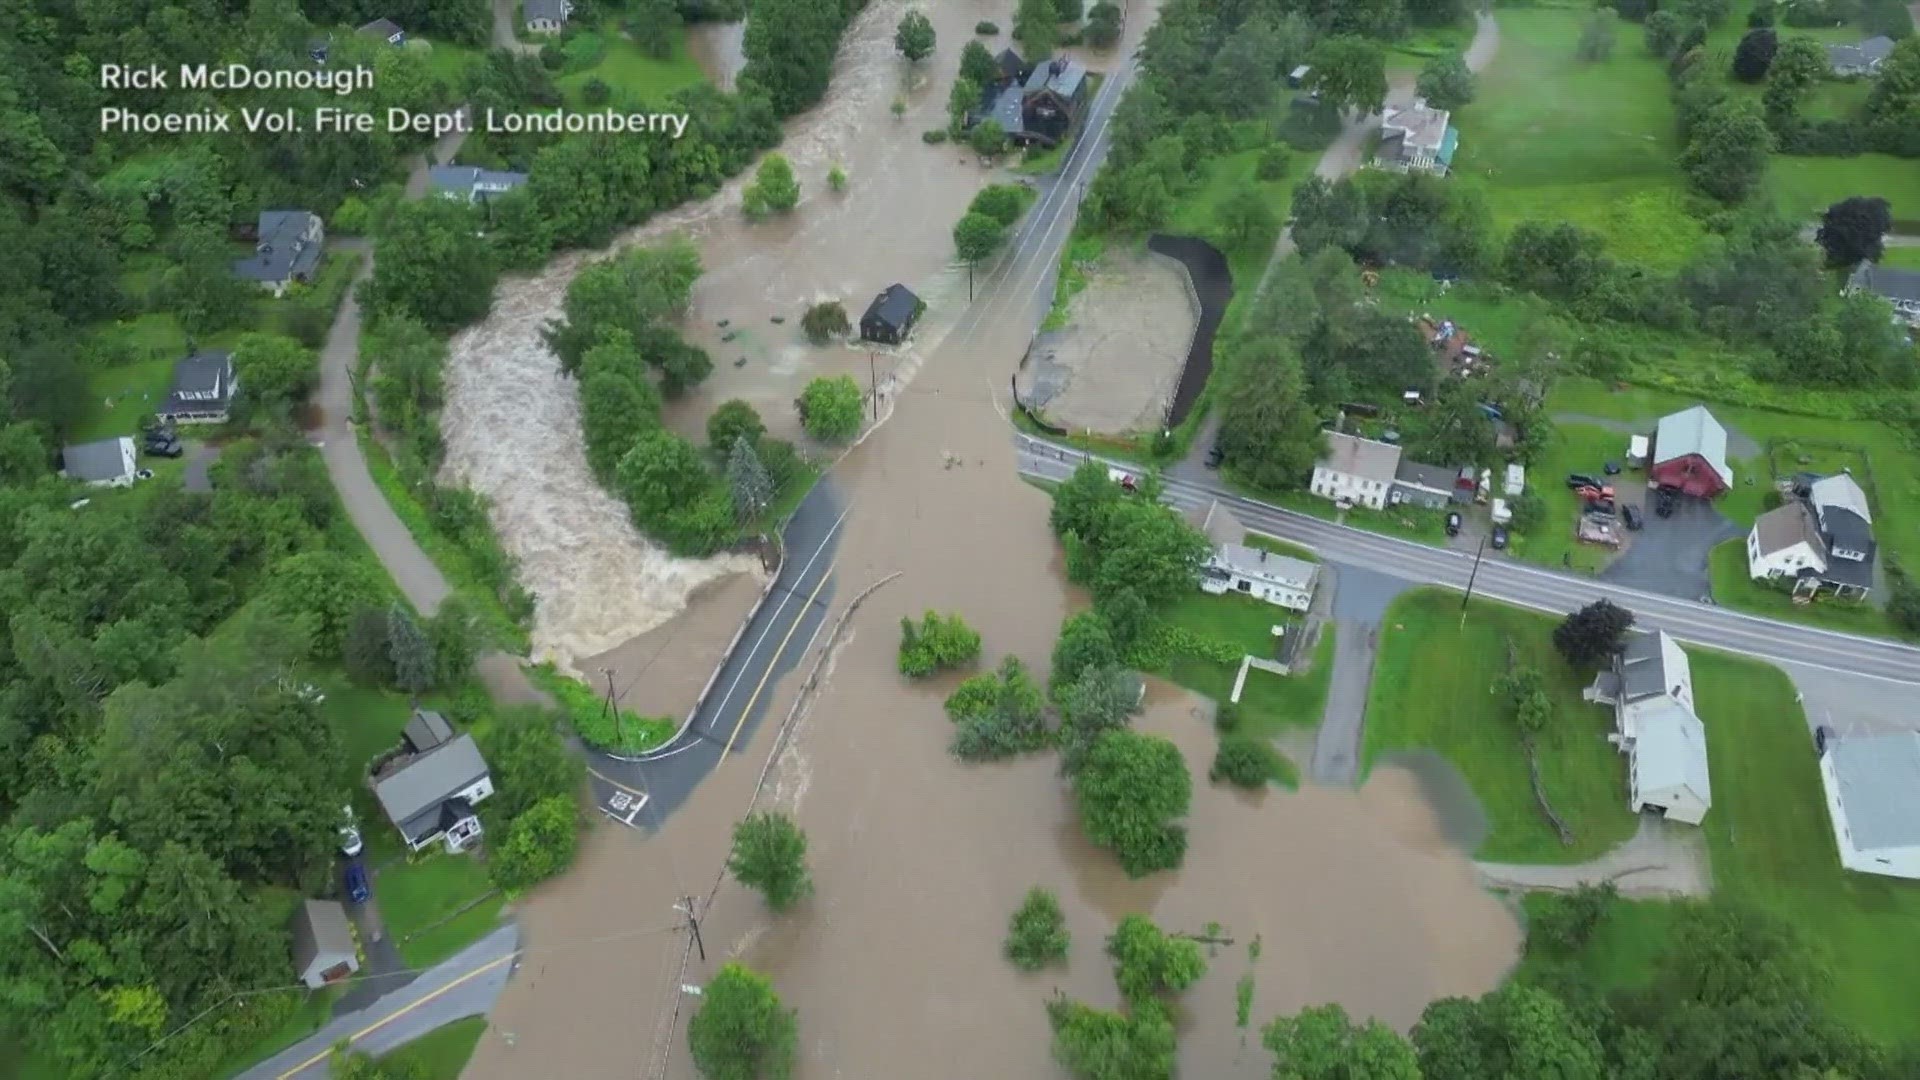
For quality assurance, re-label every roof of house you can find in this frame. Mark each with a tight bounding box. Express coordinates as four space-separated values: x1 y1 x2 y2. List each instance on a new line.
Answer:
995 47 1028 80
1024 57 1087 99
1213 543 1319 591
1809 472 1872 525
1186 499 1248 550
1819 505 1875 559
1318 431 1402 484
1849 260 1920 304
1380 98 1450 152
233 210 323 284
1752 501 1824 558
1631 701 1712 807
1616 629 1694 712
1815 518 1875 587
1827 731 1920 852
1653 405 1733 487
1393 458 1457 493
61 437 133 483
373 734 488 840
167 348 232 394
1827 35 1895 68
862 284 920 329
524 0 571 20
987 83 1025 135
290 899 355 974
403 708 454 754
426 165 529 197
358 17 404 37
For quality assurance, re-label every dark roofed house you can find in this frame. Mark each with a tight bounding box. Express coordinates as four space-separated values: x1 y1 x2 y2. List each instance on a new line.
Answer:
1389 459 1458 510
358 18 406 45
1019 58 1089 148
61 437 137 488
290 899 359 988
1745 471 1876 599
1845 260 1920 328
158 350 238 425
373 710 492 853
427 165 530 204
1827 35 1894 76
859 284 922 345
995 47 1030 84
233 210 326 297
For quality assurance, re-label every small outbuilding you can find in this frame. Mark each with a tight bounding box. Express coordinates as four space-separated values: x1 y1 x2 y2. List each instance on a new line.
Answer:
859 284 922 345
60 437 137 488
357 18 406 45
290 899 359 989
1649 405 1733 499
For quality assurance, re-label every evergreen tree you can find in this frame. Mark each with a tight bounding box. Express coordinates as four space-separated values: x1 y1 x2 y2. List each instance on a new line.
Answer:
727 435 775 524
386 604 437 694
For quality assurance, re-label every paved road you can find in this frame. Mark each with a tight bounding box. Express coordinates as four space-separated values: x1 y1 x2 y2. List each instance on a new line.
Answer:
1309 565 1410 783
1016 435 1920 685
237 925 520 1080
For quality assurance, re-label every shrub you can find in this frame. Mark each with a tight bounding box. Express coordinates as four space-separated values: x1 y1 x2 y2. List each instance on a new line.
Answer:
922 128 950 143
1210 736 1286 788
976 19 999 33
949 656 1051 761
827 163 847 192
488 795 579 894
899 610 984 677
1213 701 1241 733
742 153 800 216
800 301 850 345
1004 887 1070 970
969 184 1032 226
527 664 674 753
332 196 372 235
689 964 798 1080
1255 144 1292 181
796 374 863 442
728 811 812 911
706 399 766 454
1527 882 1620 955
1074 730 1191 876
969 118 1009 156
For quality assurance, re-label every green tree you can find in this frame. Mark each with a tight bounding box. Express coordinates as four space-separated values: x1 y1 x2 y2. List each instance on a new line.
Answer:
343 606 395 686
476 706 584 822
488 795 578 894
727 435 776 524
1306 36 1389 115
1217 339 1326 490
1210 736 1287 787
960 40 1001 89
367 195 498 330
898 610 984 676
1644 10 1684 56
1815 196 1893 267
827 163 847 192
728 812 812 911
1553 599 1635 665
708 399 767 453
544 244 703 378
800 300 850 344
969 118 1009 156
1049 460 1125 541
1217 187 1278 247
616 429 714 523
1263 1003 1420 1080
1048 997 1178 1080
1051 610 1120 695
796 375 863 442
1015 0 1061 56
1576 12 1618 59
1732 26 1777 81
896 10 936 62
1085 1 1123 47
1088 499 1210 605
1768 34 1830 90
1107 915 1206 1005
1413 983 1607 1080
947 656 1051 760
740 0 862 115
1074 729 1191 876
743 153 801 216
260 550 389 658
1058 664 1143 773
688 963 798 1080
971 184 1031 226
385 603 436 693
1416 52 1476 110
580 362 663 483
954 211 1009 264
1005 886 1070 970
1525 881 1619 955
232 333 320 423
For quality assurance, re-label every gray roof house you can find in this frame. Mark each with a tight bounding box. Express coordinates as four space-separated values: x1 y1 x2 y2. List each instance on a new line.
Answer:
1820 730 1920 879
1311 431 1403 511
357 18 406 45
61 437 137 488
233 211 326 297
1391 459 1460 510
1747 471 1877 598
427 165 530 203
290 899 359 988
524 0 573 33
372 710 493 853
1375 98 1458 176
1585 630 1711 825
1189 501 1320 613
158 350 238 424
1827 35 1895 76
1845 260 1920 327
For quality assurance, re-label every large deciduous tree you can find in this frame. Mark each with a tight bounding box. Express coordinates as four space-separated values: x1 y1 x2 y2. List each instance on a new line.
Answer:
1306 36 1389 115
1680 97 1773 202
1815 196 1893 267
796 375 863 442
1731 27 1777 81
1073 729 1191 876
1553 599 1634 665
1015 0 1061 56
1412 983 1608 1080
1105 915 1206 1005
688 963 799 1080
1263 1003 1421 1080
728 812 812 911
896 10 936 62
1416 52 1477 110
232 333 320 424
367 195 498 330
1217 339 1326 491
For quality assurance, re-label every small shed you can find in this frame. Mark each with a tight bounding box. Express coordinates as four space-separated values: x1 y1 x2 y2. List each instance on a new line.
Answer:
859 284 922 345
1626 434 1649 468
290 899 359 989
61 437 137 488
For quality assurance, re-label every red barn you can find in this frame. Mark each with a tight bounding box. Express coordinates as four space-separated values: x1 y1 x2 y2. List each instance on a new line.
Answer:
1649 405 1733 498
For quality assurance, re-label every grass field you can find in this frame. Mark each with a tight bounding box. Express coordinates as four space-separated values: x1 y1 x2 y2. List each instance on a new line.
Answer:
1362 589 1640 863
1165 143 1302 286
1879 246 1920 270
1451 9 1709 269
1162 591 1297 657
380 1017 487 1080
558 31 707 107
1768 154 1920 226
1157 591 1337 742
1505 422 1624 574
377 852 502 970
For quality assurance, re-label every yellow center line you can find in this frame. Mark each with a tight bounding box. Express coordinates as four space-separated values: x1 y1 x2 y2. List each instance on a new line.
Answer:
274 951 516 1079
723 563 835 758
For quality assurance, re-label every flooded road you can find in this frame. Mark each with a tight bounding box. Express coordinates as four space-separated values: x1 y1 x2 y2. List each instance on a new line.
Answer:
462 3 1521 1077
440 0 1013 670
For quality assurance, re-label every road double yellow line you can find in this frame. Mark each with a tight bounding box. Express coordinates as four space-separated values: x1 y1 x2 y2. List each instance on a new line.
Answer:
274 952 515 1078
722 563 835 758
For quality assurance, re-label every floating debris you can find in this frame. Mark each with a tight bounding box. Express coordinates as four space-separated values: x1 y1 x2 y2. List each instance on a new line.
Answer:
718 318 731 328
770 315 786 324
734 356 748 368
721 331 738 342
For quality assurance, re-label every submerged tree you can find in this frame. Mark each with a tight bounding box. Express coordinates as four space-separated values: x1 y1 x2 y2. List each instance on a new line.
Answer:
688 963 798 1080
727 812 812 912
727 435 774 525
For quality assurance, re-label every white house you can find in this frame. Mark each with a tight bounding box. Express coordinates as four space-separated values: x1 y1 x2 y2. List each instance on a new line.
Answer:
524 0 573 33
60 437 137 488
1746 472 1876 598
157 350 238 424
1374 98 1458 175
1584 630 1712 825
372 710 493 853
1311 431 1401 511
426 165 530 203
1845 260 1920 328
357 18 406 45
1188 500 1319 612
1819 730 1920 879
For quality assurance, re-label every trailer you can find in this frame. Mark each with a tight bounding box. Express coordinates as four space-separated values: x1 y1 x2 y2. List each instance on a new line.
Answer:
1491 498 1512 525
1503 463 1525 497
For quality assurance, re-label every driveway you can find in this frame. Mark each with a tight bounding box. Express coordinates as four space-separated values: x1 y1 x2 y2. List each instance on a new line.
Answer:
1476 812 1711 898
1308 563 1412 784
1599 492 1740 602
183 440 220 493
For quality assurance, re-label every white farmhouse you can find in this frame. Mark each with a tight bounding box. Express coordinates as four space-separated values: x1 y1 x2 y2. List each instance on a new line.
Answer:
1819 730 1920 879
372 709 494 853
1746 472 1876 599
1584 630 1712 825
1187 501 1319 612
1310 431 1401 511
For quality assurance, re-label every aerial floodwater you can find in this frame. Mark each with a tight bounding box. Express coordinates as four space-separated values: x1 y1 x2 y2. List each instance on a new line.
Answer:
459 0 1523 1075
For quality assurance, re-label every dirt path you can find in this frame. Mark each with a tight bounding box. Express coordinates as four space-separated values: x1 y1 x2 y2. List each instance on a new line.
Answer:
491 0 538 53
1475 813 1712 897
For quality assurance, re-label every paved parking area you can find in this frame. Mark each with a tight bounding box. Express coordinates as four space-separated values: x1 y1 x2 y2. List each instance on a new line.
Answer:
1600 489 1741 602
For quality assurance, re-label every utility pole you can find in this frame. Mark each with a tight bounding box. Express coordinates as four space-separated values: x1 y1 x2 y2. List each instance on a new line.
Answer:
681 895 706 962
599 667 624 749
1459 533 1489 627
869 351 879 419
967 260 975 301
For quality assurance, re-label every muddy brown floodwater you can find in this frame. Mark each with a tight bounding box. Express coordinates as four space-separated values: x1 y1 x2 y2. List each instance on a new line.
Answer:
464 3 1521 1077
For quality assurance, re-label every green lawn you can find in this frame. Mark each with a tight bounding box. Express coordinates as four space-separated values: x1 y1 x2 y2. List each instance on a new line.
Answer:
1162 591 1296 657
1878 246 1920 270
1362 589 1640 863
1235 630 1336 740
1768 154 1920 227
1688 650 1920 1042
379 1017 487 1080
1165 143 1302 285
1505 422 1626 575
1156 596 1336 740
1707 540 1898 636
1451 9 1708 269
377 852 501 970
557 31 707 108
71 357 179 442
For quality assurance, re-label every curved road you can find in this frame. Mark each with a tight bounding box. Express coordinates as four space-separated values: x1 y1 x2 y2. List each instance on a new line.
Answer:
1016 434 1920 685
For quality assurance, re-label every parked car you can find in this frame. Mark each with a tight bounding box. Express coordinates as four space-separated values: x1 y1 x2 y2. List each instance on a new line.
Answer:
1490 525 1509 550
344 859 370 904
1655 487 1677 517
145 438 183 458
1566 473 1599 489
1623 504 1643 530
1584 500 1617 518
1205 444 1224 469
339 806 363 858
1603 461 1622 475
1445 511 1463 537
